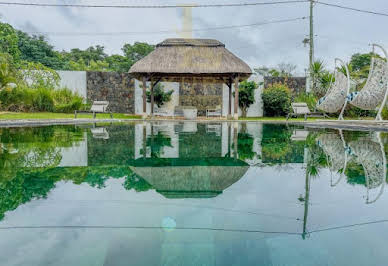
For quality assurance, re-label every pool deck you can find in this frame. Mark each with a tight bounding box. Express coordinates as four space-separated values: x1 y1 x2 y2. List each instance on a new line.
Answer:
0 118 388 131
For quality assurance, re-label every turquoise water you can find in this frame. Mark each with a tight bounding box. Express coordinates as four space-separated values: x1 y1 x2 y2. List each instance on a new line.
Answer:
0 122 387 266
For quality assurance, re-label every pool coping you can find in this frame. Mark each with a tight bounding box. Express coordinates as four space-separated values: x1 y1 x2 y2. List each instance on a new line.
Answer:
0 118 388 131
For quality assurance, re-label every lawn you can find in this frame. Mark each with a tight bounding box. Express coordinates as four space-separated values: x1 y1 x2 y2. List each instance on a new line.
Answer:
0 112 141 120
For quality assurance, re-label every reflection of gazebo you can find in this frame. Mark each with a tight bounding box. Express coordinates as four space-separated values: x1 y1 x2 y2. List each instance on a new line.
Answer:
129 38 252 119
130 158 248 198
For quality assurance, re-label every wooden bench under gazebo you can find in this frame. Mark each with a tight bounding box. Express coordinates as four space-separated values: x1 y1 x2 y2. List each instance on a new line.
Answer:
129 38 252 119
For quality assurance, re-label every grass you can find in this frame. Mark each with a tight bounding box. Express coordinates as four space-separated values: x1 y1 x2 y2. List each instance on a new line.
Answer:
0 112 141 120
238 116 328 121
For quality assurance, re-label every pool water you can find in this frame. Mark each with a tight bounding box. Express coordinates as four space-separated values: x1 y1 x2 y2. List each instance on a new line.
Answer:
0 122 387 266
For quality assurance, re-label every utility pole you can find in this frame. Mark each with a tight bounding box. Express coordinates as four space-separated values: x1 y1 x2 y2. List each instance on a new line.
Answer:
309 0 314 91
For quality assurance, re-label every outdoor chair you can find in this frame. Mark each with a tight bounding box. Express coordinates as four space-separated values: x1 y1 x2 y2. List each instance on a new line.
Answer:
316 58 351 120
206 105 222 118
286 102 329 121
341 44 388 121
75 101 113 119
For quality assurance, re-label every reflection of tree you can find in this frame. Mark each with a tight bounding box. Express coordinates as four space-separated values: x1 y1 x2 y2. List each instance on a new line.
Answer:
261 125 299 164
146 131 172 158
123 173 153 192
0 126 84 180
0 170 56 220
235 133 255 160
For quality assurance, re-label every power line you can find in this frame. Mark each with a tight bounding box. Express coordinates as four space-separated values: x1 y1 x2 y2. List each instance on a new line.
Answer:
0 0 309 8
315 1 388 17
25 17 307 36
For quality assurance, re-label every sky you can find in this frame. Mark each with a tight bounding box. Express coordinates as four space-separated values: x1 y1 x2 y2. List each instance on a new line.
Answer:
1 0 388 75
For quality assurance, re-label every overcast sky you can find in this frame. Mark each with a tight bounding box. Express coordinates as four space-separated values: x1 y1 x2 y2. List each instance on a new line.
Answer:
1 0 387 75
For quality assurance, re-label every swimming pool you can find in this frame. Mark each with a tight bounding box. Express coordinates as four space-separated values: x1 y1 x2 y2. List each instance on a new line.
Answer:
0 122 387 265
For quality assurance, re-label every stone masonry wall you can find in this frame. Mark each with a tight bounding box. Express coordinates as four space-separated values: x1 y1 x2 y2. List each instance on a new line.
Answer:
179 77 223 116
264 77 306 96
86 72 135 113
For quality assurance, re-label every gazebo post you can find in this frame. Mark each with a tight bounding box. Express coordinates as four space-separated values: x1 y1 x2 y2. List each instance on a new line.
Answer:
227 77 232 119
142 76 147 118
234 76 239 120
150 77 154 116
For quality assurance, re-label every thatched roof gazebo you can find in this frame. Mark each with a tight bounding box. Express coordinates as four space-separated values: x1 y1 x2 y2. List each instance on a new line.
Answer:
129 38 252 119
130 165 249 198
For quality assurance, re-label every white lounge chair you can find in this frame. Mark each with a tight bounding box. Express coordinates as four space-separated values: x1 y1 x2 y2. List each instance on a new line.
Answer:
342 44 388 121
75 101 113 119
287 103 328 121
91 127 110 139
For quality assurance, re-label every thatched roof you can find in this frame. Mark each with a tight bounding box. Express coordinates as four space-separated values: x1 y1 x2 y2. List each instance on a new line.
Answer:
129 38 252 80
130 165 248 198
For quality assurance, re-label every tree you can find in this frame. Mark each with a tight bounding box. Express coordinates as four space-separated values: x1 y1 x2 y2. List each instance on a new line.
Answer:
310 60 329 98
105 54 132 72
146 83 173 107
17 31 63 69
277 62 297 77
0 22 20 61
236 80 257 117
122 42 154 63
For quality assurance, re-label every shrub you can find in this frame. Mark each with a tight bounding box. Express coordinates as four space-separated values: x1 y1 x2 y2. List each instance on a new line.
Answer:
236 80 257 117
293 93 317 110
52 88 83 113
262 83 291 116
344 105 376 118
32 88 54 112
0 86 84 113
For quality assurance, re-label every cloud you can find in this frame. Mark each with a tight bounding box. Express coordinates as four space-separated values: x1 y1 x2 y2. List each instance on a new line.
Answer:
1 0 387 70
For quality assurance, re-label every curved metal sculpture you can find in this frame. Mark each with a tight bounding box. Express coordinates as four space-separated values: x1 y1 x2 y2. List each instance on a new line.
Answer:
342 44 388 121
316 58 350 120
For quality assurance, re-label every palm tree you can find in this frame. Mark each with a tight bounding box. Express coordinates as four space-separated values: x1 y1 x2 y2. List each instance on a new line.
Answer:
310 60 325 97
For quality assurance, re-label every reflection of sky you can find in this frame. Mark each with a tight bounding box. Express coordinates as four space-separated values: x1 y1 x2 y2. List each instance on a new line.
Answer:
1 163 388 265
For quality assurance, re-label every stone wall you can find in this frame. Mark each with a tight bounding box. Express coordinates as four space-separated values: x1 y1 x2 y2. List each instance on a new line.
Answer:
86 72 135 113
264 77 306 96
179 77 223 116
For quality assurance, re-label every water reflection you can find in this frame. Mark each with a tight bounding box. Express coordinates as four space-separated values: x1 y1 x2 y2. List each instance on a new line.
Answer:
1 122 388 265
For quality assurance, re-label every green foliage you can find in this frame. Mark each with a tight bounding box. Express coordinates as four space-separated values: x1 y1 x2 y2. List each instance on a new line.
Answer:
236 80 257 117
0 52 19 88
344 105 376 118
294 92 317 110
262 83 291 116
17 31 64 69
310 60 332 98
146 83 173 107
122 42 154 62
0 22 20 60
32 87 54 111
236 133 255 160
0 86 84 112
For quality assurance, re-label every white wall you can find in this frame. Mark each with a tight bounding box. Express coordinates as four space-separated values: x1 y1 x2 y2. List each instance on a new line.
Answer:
222 75 263 117
134 79 179 115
